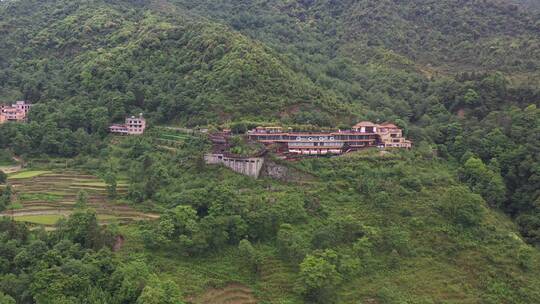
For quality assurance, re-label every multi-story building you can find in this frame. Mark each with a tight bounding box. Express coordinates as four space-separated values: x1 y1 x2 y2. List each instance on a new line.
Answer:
109 114 146 135
247 121 411 156
376 123 412 148
0 101 32 123
12 101 32 116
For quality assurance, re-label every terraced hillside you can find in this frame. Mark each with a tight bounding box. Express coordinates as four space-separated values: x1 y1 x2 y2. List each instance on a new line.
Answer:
191 283 257 304
152 127 198 151
1 170 158 228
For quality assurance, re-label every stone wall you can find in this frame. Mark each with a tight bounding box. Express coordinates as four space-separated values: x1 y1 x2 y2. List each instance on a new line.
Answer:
204 154 264 178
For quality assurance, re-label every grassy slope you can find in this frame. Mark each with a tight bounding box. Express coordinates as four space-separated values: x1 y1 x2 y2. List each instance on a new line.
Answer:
8 170 50 179
14 214 66 225
119 149 540 303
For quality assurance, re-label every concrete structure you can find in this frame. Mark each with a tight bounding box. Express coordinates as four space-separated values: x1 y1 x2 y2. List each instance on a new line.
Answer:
352 121 378 133
109 114 146 135
204 153 265 178
247 121 411 155
12 101 32 116
376 123 412 148
0 101 32 123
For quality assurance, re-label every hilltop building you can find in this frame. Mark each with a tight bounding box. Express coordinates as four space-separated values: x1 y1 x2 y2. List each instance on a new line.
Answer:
109 114 146 135
376 122 411 148
0 101 32 123
247 121 411 156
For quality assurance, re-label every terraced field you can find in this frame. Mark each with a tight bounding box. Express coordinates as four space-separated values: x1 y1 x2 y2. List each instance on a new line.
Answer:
1 170 158 228
192 283 257 304
185 256 297 304
256 257 299 303
152 127 199 151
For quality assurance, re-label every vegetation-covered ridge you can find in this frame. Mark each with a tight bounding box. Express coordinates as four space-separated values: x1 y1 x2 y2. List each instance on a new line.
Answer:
0 211 183 304
174 0 540 74
0 0 343 124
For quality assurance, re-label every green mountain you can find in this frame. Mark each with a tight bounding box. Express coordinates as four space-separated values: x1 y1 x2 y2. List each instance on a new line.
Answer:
0 0 539 303
1 0 538 125
174 0 540 74
0 0 347 125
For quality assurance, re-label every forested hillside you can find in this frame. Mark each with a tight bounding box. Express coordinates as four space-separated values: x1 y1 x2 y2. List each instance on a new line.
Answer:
174 0 540 73
0 0 346 125
0 0 539 303
1 0 537 243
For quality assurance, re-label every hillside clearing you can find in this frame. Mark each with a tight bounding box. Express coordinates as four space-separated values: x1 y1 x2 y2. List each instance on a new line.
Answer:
1 170 158 227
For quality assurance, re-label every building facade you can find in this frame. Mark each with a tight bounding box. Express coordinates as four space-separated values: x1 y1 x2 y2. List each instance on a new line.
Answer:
109 114 146 135
376 123 412 148
247 121 411 155
0 101 32 123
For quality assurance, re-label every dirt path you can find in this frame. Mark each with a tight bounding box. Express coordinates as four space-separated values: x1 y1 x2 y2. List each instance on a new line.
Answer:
1 207 160 219
0 164 22 173
113 235 125 252
0 156 24 173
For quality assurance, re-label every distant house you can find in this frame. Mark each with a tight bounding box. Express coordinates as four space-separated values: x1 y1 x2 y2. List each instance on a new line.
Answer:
0 101 32 123
109 114 146 135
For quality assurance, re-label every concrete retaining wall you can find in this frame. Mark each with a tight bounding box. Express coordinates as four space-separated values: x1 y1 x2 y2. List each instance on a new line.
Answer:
204 154 264 178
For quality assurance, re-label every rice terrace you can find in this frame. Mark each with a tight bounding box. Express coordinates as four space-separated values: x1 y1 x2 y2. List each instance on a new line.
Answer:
1 170 158 228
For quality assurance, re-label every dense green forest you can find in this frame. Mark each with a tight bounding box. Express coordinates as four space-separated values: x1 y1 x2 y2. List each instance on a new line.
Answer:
0 0 539 303
174 0 540 73
0 212 183 303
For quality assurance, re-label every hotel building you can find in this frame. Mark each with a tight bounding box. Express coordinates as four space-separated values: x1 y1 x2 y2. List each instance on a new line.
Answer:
247 121 411 155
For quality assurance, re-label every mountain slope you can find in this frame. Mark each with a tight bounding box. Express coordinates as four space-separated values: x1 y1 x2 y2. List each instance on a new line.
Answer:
117 141 540 303
0 1 539 303
173 0 540 74
2 0 538 127
0 0 348 125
